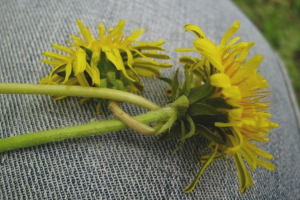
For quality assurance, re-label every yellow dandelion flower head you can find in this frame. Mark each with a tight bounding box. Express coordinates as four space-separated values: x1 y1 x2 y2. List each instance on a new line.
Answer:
176 21 279 194
41 19 171 100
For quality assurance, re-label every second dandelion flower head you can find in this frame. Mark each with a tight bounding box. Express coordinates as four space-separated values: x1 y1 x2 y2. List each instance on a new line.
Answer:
41 19 172 102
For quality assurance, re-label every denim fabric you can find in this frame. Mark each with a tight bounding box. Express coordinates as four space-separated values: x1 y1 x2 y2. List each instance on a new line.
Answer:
0 0 300 199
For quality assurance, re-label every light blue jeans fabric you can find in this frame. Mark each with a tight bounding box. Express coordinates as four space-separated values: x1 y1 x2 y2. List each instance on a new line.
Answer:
0 0 299 199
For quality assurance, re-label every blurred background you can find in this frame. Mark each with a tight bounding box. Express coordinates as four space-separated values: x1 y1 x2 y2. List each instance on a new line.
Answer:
233 0 300 105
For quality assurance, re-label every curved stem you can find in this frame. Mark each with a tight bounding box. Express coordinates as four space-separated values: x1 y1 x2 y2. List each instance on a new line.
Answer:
0 83 160 110
108 100 156 136
0 106 177 153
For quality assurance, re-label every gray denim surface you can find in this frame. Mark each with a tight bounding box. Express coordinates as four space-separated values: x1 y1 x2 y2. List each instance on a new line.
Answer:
0 0 300 199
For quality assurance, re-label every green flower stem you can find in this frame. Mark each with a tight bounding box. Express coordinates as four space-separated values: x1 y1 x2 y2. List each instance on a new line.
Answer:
108 100 156 136
0 106 177 153
0 83 160 110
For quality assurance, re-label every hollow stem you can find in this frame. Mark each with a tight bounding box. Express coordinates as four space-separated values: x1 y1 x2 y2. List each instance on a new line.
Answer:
0 83 160 110
0 106 177 153
108 100 156 136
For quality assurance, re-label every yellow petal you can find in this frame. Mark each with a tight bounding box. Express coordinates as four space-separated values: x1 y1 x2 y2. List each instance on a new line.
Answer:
131 49 161 65
130 44 164 51
86 62 100 86
175 48 196 52
121 28 144 47
112 47 134 80
63 62 73 83
48 64 66 84
270 122 279 128
134 66 160 77
122 48 140 77
210 73 231 88
222 86 241 100
76 72 89 86
109 19 125 38
227 129 243 156
185 24 206 38
102 46 135 82
52 43 75 55
76 19 93 43
256 159 276 171
39 76 50 85
91 51 100 69
227 36 241 46
243 139 274 160
241 147 257 170
63 77 78 85
241 118 256 127
232 54 263 86
121 48 133 68
220 21 240 47
102 46 122 69
238 42 255 62
229 107 243 119
215 121 242 127
133 60 171 69
71 34 86 47
43 52 71 62
137 40 165 46
141 52 170 59
41 59 65 68
233 153 253 194
193 38 224 73
98 22 105 40
244 54 263 69
74 48 86 75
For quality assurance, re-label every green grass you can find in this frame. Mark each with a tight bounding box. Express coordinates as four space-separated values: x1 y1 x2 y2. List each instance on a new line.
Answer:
233 0 300 104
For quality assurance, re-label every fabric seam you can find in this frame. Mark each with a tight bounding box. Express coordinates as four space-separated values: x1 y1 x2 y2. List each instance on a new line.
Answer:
275 53 300 132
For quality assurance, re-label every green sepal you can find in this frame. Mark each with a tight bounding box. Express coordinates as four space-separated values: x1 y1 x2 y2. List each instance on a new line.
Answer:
214 127 228 144
179 56 196 64
106 71 118 87
157 120 182 141
133 81 144 92
98 78 108 88
188 81 215 104
191 114 228 127
195 124 226 145
181 68 193 96
120 71 135 87
106 72 125 91
173 120 186 153
115 80 125 90
181 115 196 140
200 97 233 109
156 76 173 86
96 100 102 115
171 69 180 101
188 103 221 116
155 114 178 135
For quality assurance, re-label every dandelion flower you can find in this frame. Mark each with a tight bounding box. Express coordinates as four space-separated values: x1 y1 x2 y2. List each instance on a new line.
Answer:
41 19 171 101
176 21 279 194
